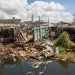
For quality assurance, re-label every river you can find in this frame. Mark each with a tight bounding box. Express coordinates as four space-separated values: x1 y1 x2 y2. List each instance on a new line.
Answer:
0 59 75 75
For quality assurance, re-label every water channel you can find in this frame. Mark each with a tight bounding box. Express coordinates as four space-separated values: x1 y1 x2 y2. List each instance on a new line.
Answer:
0 59 75 75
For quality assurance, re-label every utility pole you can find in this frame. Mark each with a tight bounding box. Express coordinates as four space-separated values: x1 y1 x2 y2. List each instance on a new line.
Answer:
32 15 34 22
73 14 75 25
48 18 50 40
39 16 41 23
48 18 49 26
39 16 41 40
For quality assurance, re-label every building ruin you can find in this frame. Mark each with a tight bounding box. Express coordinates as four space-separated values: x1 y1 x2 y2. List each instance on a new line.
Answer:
0 16 49 44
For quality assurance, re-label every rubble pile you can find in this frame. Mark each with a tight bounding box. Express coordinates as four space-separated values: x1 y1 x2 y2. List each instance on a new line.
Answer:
0 42 55 64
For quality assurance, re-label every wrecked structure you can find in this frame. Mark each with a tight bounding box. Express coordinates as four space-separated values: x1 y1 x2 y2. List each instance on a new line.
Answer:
0 17 21 44
48 15 75 41
23 21 49 41
1 15 75 44
0 16 49 44
21 16 49 42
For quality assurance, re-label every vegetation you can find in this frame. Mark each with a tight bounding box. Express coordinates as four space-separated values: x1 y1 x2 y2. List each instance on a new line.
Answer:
54 32 74 49
56 52 70 59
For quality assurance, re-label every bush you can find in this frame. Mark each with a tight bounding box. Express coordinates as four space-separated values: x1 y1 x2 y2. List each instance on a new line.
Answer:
54 32 74 49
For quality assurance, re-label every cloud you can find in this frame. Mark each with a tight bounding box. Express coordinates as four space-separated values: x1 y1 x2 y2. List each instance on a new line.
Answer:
0 0 27 16
0 0 73 22
25 1 72 22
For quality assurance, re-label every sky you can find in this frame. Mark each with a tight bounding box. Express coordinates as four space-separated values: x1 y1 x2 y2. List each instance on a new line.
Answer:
0 0 74 22
28 0 75 13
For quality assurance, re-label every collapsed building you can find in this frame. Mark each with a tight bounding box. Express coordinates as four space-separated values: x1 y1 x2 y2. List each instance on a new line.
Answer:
1 15 75 44
20 16 49 42
0 17 21 44
48 15 75 41
0 16 49 44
